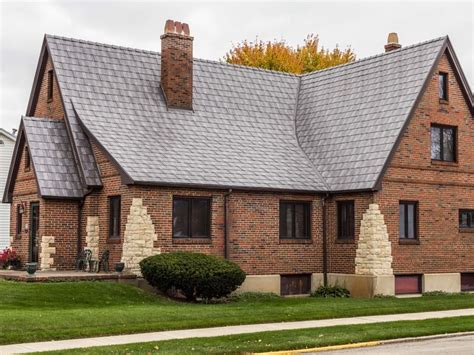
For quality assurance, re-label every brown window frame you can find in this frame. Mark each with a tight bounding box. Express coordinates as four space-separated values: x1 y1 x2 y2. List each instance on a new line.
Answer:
172 196 211 239
439 72 448 101
108 196 121 239
16 204 23 238
431 124 457 162
337 200 355 240
399 201 418 240
47 69 54 102
459 209 474 230
279 201 311 240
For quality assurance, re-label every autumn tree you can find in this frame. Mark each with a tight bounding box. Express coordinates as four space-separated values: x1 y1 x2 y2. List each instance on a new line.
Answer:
224 35 355 74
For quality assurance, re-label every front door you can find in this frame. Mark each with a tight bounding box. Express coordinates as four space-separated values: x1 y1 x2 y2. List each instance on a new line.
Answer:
29 203 40 263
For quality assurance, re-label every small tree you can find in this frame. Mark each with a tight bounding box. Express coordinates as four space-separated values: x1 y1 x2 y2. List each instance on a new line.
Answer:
224 35 355 74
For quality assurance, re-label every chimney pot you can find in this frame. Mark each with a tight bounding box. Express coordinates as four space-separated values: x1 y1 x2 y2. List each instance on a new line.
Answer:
384 32 402 52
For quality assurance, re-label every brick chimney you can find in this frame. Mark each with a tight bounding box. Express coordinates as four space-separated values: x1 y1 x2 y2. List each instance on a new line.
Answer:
384 32 401 52
160 20 193 110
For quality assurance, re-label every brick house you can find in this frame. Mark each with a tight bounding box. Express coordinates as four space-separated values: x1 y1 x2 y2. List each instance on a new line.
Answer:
3 21 473 296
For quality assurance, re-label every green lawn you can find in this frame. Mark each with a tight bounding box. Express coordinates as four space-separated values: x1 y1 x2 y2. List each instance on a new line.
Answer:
40 316 474 354
1 280 473 345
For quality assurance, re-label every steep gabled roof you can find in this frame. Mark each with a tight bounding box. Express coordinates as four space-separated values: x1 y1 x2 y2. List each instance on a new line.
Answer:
3 117 84 202
0 128 16 142
8 33 471 198
296 37 448 191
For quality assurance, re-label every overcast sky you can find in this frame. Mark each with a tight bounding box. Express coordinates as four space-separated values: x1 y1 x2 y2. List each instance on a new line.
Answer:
0 0 472 131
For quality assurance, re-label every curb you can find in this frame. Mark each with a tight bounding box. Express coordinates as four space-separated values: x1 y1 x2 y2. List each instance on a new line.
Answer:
255 331 474 354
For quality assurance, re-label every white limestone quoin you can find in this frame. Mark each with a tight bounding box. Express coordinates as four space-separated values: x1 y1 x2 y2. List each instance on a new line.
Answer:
39 235 55 270
121 198 161 274
355 204 393 276
85 216 100 259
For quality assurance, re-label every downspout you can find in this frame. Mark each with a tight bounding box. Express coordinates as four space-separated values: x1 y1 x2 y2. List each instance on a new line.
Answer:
77 189 94 262
322 193 330 286
224 189 232 259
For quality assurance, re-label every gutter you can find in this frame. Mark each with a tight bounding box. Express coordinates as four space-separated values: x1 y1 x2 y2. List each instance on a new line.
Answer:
322 193 330 286
224 189 232 259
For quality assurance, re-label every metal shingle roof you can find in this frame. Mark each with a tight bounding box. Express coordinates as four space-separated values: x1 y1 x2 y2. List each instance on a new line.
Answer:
45 35 447 193
23 117 84 198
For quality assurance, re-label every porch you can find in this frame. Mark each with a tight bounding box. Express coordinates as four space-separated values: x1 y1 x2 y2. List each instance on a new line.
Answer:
0 269 137 282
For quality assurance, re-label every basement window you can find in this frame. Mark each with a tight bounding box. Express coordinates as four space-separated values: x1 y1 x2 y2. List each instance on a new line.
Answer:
431 124 456 162
461 273 474 292
47 69 54 102
173 197 211 238
439 72 448 101
281 274 311 296
395 275 422 295
108 196 121 239
399 201 418 240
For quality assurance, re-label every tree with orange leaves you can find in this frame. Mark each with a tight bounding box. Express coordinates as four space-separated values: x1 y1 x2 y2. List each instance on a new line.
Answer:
224 35 355 74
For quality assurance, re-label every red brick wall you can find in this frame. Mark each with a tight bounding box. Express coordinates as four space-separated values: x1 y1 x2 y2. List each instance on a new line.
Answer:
33 52 64 119
376 52 474 274
326 192 374 274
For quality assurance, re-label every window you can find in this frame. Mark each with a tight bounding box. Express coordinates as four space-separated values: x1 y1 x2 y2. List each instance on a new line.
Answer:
173 197 211 238
16 205 22 237
461 273 474 292
281 274 311 296
337 201 355 240
399 201 418 239
108 196 121 238
24 146 30 171
47 69 54 101
431 124 456 162
279 201 311 239
395 275 422 295
459 210 474 229
439 72 448 100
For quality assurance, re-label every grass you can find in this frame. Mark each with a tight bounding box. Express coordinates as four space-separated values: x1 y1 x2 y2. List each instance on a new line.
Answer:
40 316 474 354
1 280 473 345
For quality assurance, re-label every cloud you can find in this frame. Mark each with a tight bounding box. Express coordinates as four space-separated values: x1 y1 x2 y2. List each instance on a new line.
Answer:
0 1 472 131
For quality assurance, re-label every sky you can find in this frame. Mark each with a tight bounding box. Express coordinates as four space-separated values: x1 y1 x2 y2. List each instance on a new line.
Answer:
0 0 472 132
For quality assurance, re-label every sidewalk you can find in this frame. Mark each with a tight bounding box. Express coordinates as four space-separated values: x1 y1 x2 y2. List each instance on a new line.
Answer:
1 308 473 354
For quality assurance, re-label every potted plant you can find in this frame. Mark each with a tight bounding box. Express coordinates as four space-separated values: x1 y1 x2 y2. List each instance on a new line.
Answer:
25 262 37 275
115 262 125 273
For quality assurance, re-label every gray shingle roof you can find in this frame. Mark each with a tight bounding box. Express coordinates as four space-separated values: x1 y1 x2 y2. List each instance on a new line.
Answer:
23 117 83 198
296 37 446 190
43 34 449 193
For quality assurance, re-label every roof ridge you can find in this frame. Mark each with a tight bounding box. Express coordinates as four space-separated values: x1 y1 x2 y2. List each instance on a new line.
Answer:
45 34 298 78
300 36 448 78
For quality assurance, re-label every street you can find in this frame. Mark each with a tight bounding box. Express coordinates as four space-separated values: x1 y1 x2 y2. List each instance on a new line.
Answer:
309 334 474 355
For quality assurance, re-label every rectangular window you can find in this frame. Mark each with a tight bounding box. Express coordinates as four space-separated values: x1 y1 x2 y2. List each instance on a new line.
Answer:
16 205 22 237
439 72 448 100
280 274 311 295
399 201 418 239
431 124 456 162
337 201 355 240
459 210 474 229
461 273 474 292
47 69 54 101
24 147 30 171
173 197 211 238
395 275 422 295
279 201 311 239
108 196 121 238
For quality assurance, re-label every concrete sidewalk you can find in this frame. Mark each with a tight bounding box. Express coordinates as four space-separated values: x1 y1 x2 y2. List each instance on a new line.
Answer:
1 308 473 354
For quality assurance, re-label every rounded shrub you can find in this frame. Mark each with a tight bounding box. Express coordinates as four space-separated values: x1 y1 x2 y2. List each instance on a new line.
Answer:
139 252 246 301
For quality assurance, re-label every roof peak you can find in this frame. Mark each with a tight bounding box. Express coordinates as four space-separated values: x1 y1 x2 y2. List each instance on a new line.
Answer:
45 34 447 79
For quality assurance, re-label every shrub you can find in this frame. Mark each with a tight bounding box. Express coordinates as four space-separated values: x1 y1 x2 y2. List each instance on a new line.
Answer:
0 248 21 269
311 285 350 298
139 252 246 301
